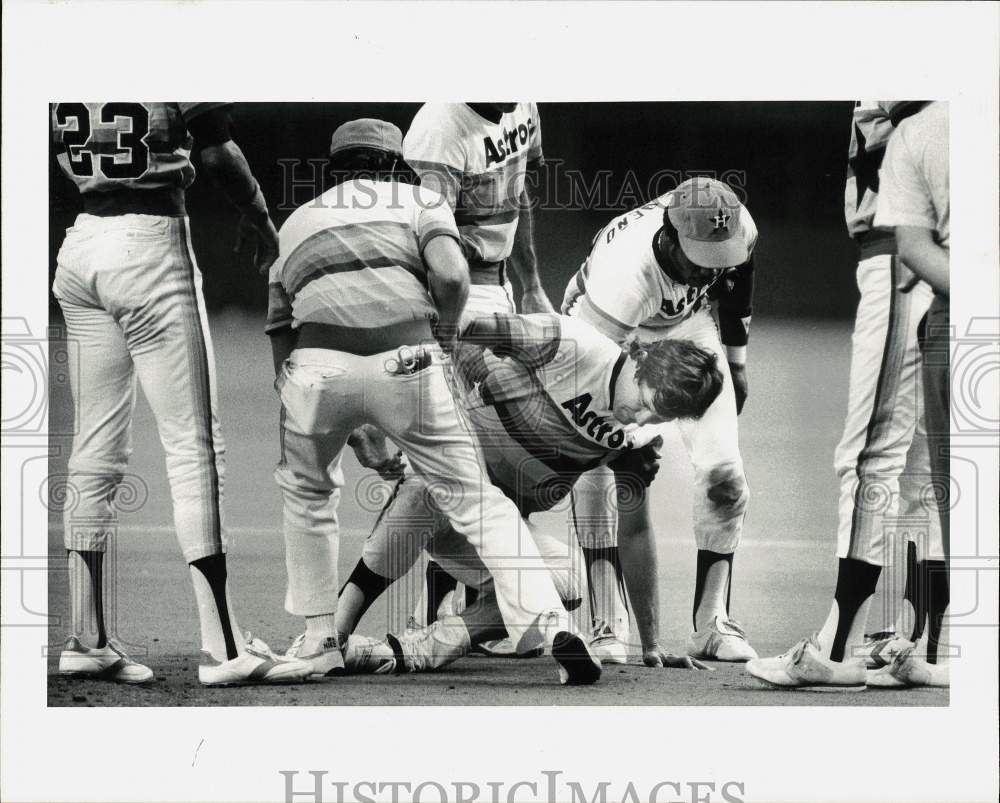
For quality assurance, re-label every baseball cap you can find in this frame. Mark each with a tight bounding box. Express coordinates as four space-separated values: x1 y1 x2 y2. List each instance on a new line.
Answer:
665 177 748 269
329 118 403 158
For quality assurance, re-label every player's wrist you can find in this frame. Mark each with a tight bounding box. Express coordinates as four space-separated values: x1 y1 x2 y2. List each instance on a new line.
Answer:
726 346 747 366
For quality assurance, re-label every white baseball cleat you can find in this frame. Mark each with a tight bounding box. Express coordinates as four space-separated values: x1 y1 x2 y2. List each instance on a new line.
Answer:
552 630 602 686
686 616 759 662
746 634 866 692
342 635 397 675
867 646 949 688
386 615 472 673
59 636 154 684
199 633 312 686
588 619 628 665
285 633 346 677
857 633 914 670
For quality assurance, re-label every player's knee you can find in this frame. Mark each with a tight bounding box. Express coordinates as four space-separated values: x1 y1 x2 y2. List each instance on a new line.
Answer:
705 465 748 518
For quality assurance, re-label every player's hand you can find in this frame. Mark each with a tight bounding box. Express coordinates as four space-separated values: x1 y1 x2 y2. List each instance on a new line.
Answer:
729 362 748 415
347 424 406 480
642 644 714 670
610 435 663 487
234 213 280 275
520 286 555 314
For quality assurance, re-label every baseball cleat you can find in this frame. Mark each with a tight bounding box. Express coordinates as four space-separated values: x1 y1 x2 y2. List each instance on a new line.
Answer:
471 637 544 659
552 630 602 686
857 633 914 670
285 633 346 677
588 619 628 665
199 633 311 686
867 646 949 688
386 615 472 673
686 616 759 662
746 634 866 691
342 635 397 675
59 636 154 684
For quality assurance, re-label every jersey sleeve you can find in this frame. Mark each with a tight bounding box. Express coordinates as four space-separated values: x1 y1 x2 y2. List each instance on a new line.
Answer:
413 187 462 253
711 208 757 360
527 103 544 167
571 257 659 345
403 107 465 210
874 126 937 231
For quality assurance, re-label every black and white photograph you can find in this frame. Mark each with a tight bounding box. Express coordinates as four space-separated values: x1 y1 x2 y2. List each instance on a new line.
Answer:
3 2 998 803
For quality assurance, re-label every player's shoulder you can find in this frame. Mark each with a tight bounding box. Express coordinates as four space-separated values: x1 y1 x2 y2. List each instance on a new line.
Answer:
408 103 469 136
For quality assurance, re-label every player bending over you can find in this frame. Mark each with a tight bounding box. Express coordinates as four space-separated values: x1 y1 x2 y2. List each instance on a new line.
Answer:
562 177 759 664
267 119 600 686
330 312 723 674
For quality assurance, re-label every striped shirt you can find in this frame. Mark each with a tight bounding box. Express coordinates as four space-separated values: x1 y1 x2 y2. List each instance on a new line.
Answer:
455 313 631 515
403 103 543 271
51 102 226 197
561 194 758 345
266 179 460 333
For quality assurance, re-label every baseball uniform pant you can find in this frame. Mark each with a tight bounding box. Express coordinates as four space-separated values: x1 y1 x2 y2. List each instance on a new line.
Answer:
573 306 748 554
920 295 950 564
361 474 585 607
833 255 943 565
53 213 226 563
274 347 568 649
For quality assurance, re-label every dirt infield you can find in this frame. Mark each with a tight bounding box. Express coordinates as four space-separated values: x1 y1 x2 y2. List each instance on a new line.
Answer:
45 315 948 708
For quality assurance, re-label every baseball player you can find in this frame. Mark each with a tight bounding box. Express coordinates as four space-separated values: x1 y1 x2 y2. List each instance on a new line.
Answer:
561 177 759 664
335 312 723 675
390 102 554 639
746 101 949 691
266 119 600 686
52 102 312 685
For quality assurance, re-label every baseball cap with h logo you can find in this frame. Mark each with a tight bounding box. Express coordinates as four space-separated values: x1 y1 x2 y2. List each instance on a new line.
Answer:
665 177 748 269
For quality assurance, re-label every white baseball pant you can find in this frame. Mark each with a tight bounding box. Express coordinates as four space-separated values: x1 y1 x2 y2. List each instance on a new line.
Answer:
274 346 569 648
52 213 226 563
573 306 748 554
834 254 943 564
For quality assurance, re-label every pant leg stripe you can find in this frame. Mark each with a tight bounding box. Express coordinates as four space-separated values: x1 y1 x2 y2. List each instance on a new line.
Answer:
177 218 223 550
848 256 911 559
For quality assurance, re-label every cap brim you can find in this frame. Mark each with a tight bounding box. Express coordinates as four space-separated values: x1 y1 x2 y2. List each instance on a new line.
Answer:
677 235 749 269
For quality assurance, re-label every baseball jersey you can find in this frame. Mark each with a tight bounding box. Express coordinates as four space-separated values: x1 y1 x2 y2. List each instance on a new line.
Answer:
403 103 543 269
844 102 896 241
51 102 226 197
875 102 949 249
454 313 632 515
561 194 758 347
266 179 460 333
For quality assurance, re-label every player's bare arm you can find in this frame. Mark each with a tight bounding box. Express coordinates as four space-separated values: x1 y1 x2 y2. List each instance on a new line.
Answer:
423 234 471 348
508 184 554 313
895 226 949 294
190 109 279 274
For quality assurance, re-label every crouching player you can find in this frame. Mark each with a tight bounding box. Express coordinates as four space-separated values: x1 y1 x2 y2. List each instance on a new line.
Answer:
331 312 723 674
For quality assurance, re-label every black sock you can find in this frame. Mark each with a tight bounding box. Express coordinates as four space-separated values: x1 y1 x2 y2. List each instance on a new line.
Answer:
902 541 923 641
692 550 734 629
70 549 108 648
831 558 882 662
424 560 458 624
338 559 394 632
190 554 238 660
581 545 629 623
924 560 949 664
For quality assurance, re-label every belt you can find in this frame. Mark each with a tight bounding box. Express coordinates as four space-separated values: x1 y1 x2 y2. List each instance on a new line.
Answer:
295 320 435 356
82 186 186 217
854 229 897 260
469 259 506 286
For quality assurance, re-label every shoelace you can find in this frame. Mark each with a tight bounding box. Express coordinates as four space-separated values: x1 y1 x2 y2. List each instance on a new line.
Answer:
286 633 306 658
718 618 748 638
244 632 276 659
590 618 615 639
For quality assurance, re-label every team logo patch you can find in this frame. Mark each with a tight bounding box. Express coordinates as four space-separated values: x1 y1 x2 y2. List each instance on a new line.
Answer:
711 208 731 230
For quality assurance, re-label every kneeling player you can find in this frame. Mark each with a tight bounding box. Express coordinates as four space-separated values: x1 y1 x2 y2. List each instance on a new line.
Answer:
323 312 723 674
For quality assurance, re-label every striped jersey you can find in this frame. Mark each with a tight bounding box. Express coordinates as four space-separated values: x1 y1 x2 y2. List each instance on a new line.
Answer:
266 179 460 333
51 102 226 195
455 313 632 515
403 103 543 265
561 194 758 345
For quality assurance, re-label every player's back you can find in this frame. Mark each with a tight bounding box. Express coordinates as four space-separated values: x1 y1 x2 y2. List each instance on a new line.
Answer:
270 179 455 333
50 102 220 217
